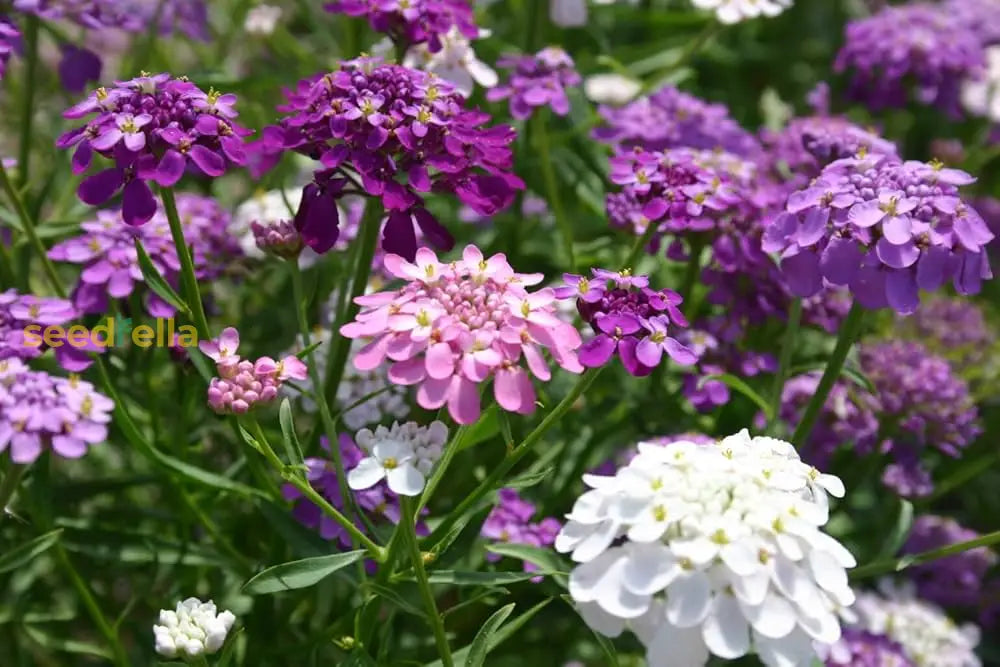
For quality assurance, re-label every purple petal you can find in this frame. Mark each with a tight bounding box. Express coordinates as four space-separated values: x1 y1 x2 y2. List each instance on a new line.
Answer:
154 150 187 187
78 168 124 206
875 238 919 269
915 246 951 291
121 179 157 226
797 207 829 246
819 237 863 285
848 200 884 228
780 251 823 297
578 334 616 368
382 210 418 261
189 145 226 177
885 270 919 314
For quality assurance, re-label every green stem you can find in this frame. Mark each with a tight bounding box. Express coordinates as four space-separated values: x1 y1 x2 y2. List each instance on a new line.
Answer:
639 22 719 94
851 529 1000 580
17 16 39 189
768 298 802 428
160 187 211 340
622 220 660 270
0 464 27 518
402 497 453 667
0 237 16 287
923 450 1000 503
534 113 575 272
245 417 384 559
177 486 254 575
0 161 64 297
790 302 866 446
323 202 382 408
425 368 603 546
678 240 703 309
417 424 469 513
54 544 129 666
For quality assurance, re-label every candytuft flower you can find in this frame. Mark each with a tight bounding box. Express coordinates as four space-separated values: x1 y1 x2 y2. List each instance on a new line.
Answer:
153 597 236 659
556 430 853 667
0 359 114 463
49 195 242 318
348 420 448 496
324 0 478 52
58 74 250 225
763 152 994 314
0 18 19 82
487 47 581 120
482 488 561 582
402 26 497 96
902 515 998 610
691 0 793 24
200 328 306 414
340 245 583 424
557 268 695 376
255 58 523 260
817 628 915 666
0 289 99 372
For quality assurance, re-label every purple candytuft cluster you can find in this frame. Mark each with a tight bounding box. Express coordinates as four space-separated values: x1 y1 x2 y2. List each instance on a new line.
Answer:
763 152 994 315
255 57 523 259
945 0 1000 47
13 0 209 39
901 515 998 610
58 73 250 225
679 325 776 411
49 195 242 318
781 341 980 498
900 297 991 374
834 3 985 117
486 47 581 121
251 219 304 260
0 18 18 82
592 84 761 156
0 358 113 464
323 0 477 52
760 115 898 193
818 628 914 667
200 328 308 414
283 434 429 551
0 290 99 372
556 268 696 376
481 488 560 582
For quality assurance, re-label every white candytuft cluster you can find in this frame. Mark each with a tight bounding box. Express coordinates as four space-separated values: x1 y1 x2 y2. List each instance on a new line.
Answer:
691 0 793 24
851 580 982 667
153 597 236 659
348 421 448 496
555 429 855 667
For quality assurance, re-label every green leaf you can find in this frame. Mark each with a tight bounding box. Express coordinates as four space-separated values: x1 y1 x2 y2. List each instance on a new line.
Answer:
295 340 323 359
0 529 62 574
242 551 366 594
458 404 499 451
504 467 554 490
145 444 267 500
279 399 305 466
485 543 569 588
876 498 914 560
22 625 111 659
364 582 426 619
133 239 190 316
464 603 515 667
424 570 558 586
215 627 244 667
698 373 772 419
426 598 552 667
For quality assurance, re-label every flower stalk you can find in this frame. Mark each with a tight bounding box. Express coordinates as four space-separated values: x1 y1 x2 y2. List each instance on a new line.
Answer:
402 496 453 667
160 186 211 340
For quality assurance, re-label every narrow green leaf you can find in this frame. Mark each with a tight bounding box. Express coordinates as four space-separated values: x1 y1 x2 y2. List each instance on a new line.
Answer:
458 404 499 451
133 239 190 316
698 373 772 419
504 467 554 490
497 409 514 447
876 498 914 560
485 543 569 588
424 570 557 586
295 340 323 360
145 444 267 500
23 625 111 659
279 399 305 466
0 529 62 574
464 603 516 667
364 582 426 619
425 598 552 667
242 550 365 594
215 627 244 667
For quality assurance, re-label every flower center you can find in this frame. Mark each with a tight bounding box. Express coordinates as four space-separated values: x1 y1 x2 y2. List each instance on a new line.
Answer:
383 457 398 469
651 331 666 343
879 196 899 216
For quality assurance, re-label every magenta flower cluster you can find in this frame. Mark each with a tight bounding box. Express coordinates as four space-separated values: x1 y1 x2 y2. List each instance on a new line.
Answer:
487 47 581 121
340 245 583 424
592 84 761 157
49 195 242 318
283 434 428 550
251 219 304 260
323 0 477 52
200 328 308 415
481 488 561 582
256 57 523 260
1 290 98 372
0 18 18 81
764 152 994 314
557 269 696 376
58 73 250 225
13 0 209 38
0 358 113 464
835 3 985 117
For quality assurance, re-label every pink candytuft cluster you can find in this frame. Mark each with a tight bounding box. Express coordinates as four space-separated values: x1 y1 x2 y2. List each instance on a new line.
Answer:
340 245 583 424
251 219 304 260
200 328 308 414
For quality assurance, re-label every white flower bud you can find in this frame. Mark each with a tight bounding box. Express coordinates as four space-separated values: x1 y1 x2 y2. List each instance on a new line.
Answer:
153 597 237 658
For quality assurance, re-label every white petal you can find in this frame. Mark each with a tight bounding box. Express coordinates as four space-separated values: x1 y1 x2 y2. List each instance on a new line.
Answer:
771 557 821 608
373 438 413 462
386 464 425 496
741 593 797 639
623 543 680 596
670 537 718 566
571 519 619 563
754 627 818 667
720 541 759 576
796 605 841 643
731 568 770 606
665 571 712 628
569 549 622 603
646 623 710 667
631 599 667 646
577 600 626 638
807 549 848 594
554 520 590 554
702 594 750 659
808 532 857 568
347 457 385 490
